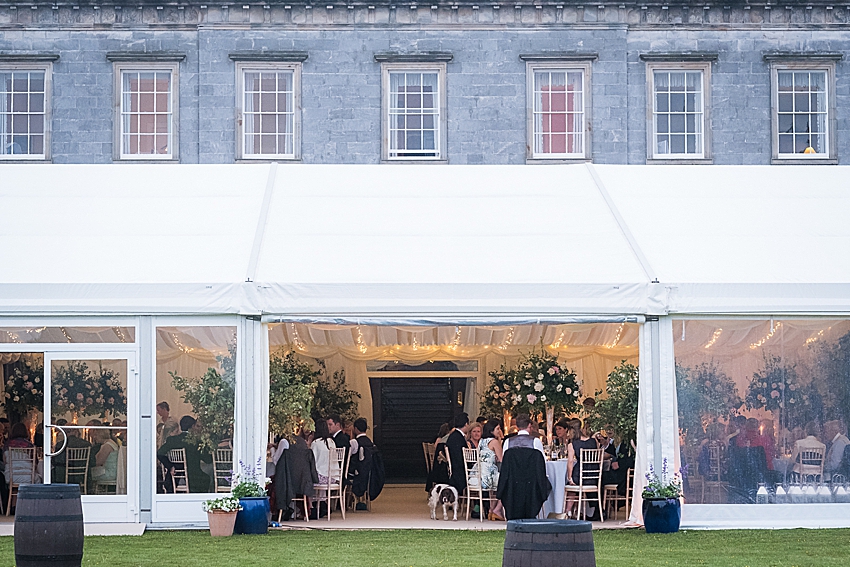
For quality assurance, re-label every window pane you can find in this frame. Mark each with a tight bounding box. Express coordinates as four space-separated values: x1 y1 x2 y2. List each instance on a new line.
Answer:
155 327 236 495
388 71 440 158
532 69 584 156
242 69 295 157
776 69 829 156
121 70 172 157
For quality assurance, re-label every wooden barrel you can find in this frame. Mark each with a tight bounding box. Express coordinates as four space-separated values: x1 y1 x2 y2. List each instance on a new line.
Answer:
14 484 84 567
503 519 595 567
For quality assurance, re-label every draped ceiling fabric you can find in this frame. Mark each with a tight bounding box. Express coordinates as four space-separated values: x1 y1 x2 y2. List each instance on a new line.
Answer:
268 322 640 425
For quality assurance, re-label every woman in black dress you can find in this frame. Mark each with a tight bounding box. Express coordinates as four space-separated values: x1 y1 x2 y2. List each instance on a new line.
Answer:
565 422 599 517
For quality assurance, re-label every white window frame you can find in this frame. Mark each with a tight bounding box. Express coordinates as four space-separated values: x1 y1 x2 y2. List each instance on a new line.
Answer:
113 61 179 161
236 62 301 161
770 60 837 164
0 62 52 161
381 62 447 162
646 62 711 162
526 61 592 162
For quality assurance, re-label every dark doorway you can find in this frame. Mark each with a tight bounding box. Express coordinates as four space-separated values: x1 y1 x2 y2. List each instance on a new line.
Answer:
370 376 467 483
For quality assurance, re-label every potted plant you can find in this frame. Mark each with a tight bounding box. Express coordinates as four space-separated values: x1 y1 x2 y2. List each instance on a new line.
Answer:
203 496 242 537
641 458 683 534
231 459 271 535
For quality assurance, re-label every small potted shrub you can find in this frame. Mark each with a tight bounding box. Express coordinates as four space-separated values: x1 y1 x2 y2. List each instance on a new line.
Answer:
641 458 683 534
203 496 242 537
232 460 272 535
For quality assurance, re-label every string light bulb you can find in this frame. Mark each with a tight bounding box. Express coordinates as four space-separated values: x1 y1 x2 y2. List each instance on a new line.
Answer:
704 328 723 349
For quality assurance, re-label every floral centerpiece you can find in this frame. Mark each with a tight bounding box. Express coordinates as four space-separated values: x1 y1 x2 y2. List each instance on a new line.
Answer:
512 349 581 444
641 458 683 534
89 363 128 419
745 354 819 431
4 358 44 419
480 363 516 419
52 360 97 420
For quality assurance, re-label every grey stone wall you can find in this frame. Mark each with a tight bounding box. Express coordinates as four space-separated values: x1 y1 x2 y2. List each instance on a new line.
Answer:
2 2 849 165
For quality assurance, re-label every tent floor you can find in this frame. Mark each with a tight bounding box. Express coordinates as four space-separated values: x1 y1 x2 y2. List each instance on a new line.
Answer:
274 484 635 531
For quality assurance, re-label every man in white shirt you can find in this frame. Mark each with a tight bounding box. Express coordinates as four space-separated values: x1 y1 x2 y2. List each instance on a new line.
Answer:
824 420 850 474
503 414 546 456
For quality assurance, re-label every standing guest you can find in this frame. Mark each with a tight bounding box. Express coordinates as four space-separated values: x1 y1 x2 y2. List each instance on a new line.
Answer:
327 414 351 461
446 413 471 493
350 418 375 507
824 420 850 475
503 414 545 455
475 416 487 424
480 419 506 521
466 422 483 450
156 402 179 447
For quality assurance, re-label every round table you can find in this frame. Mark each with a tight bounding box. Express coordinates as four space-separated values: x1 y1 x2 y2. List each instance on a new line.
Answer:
542 460 568 516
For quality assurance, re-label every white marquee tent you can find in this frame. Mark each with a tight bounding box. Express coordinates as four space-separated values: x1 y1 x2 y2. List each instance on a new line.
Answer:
1 163 849 528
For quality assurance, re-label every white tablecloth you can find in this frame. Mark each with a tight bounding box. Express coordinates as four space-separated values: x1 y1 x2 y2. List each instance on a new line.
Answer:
542 460 568 516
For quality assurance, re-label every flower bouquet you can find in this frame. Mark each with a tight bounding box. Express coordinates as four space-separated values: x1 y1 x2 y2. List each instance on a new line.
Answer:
510 349 581 417
51 360 97 419
480 364 516 418
4 358 44 418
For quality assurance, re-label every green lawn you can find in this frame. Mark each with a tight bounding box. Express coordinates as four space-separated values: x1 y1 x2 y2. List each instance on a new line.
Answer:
3 528 850 567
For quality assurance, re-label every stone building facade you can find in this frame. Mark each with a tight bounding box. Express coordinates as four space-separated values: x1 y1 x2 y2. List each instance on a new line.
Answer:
1 1 848 165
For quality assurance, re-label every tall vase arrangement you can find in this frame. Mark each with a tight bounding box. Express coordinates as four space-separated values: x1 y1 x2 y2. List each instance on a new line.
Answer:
510 349 582 426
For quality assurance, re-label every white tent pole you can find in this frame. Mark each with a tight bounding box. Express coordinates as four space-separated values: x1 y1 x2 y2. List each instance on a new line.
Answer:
236 316 266 476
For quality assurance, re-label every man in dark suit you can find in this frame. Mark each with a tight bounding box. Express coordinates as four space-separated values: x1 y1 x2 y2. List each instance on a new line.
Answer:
157 416 211 493
445 412 470 493
328 414 351 468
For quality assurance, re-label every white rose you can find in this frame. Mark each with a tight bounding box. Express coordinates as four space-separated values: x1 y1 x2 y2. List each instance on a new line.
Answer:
538 374 544 380
13 396 19 402
556 384 563 392
534 382 545 392
541 395 547 402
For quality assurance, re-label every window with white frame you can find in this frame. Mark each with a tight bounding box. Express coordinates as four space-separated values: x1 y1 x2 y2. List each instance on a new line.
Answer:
1 66 49 159
776 69 829 157
527 63 590 160
238 64 300 159
115 63 178 160
382 64 446 160
650 68 707 158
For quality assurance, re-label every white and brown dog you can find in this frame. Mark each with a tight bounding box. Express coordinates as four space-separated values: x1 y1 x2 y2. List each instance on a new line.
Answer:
429 484 459 521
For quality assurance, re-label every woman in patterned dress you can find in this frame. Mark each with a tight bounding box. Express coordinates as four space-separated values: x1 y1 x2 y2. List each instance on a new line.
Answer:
479 419 506 520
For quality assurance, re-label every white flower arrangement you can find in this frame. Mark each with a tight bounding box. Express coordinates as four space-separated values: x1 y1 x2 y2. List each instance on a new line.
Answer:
203 496 242 513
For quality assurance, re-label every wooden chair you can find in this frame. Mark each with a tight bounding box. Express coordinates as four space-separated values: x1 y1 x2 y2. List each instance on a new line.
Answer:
462 447 485 522
65 446 91 494
213 448 233 493
604 467 633 520
296 446 349 522
6 447 38 516
564 448 604 522
704 442 728 504
422 442 436 475
794 448 825 483
168 448 190 494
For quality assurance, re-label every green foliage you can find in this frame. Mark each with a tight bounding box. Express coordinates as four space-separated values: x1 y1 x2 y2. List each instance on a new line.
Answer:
170 345 236 454
268 350 318 439
4 358 44 417
676 361 741 437
587 360 639 448
812 330 850 428
311 361 361 425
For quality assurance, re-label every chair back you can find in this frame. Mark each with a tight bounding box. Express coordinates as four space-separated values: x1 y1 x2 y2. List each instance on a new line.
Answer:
578 448 604 488
462 447 481 488
328 446 346 484
626 467 634 498
213 448 233 493
65 446 91 487
708 442 724 481
8 447 37 485
799 448 825 479
423 442 436 473
116 446 128 494
168 448 190 493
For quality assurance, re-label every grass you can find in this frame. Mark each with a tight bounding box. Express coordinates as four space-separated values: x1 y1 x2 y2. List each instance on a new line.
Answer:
3 528 850 567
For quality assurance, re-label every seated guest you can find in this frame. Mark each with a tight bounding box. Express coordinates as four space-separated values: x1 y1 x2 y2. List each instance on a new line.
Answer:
466 422 483 450
435 423 451 444
312 419 341 483
503 414 545 455
52 418 93 484
157 416 211 493
90 428 119 485
327 414 350 460
554 419 572 448
3 423 40 487
480 419 505 521
824 420 850 475
446 413 471 493
275 428 317 520
791 421 826 478
565 422 599 518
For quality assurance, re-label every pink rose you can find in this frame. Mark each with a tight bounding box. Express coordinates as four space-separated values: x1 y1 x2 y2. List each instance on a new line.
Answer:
526 394 537 404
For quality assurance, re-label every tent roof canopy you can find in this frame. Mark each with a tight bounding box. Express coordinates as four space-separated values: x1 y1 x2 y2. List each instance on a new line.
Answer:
2 163 849 316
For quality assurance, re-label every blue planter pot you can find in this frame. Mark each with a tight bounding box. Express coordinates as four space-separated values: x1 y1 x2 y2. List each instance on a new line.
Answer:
642 498 681 534
234 497 270 535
